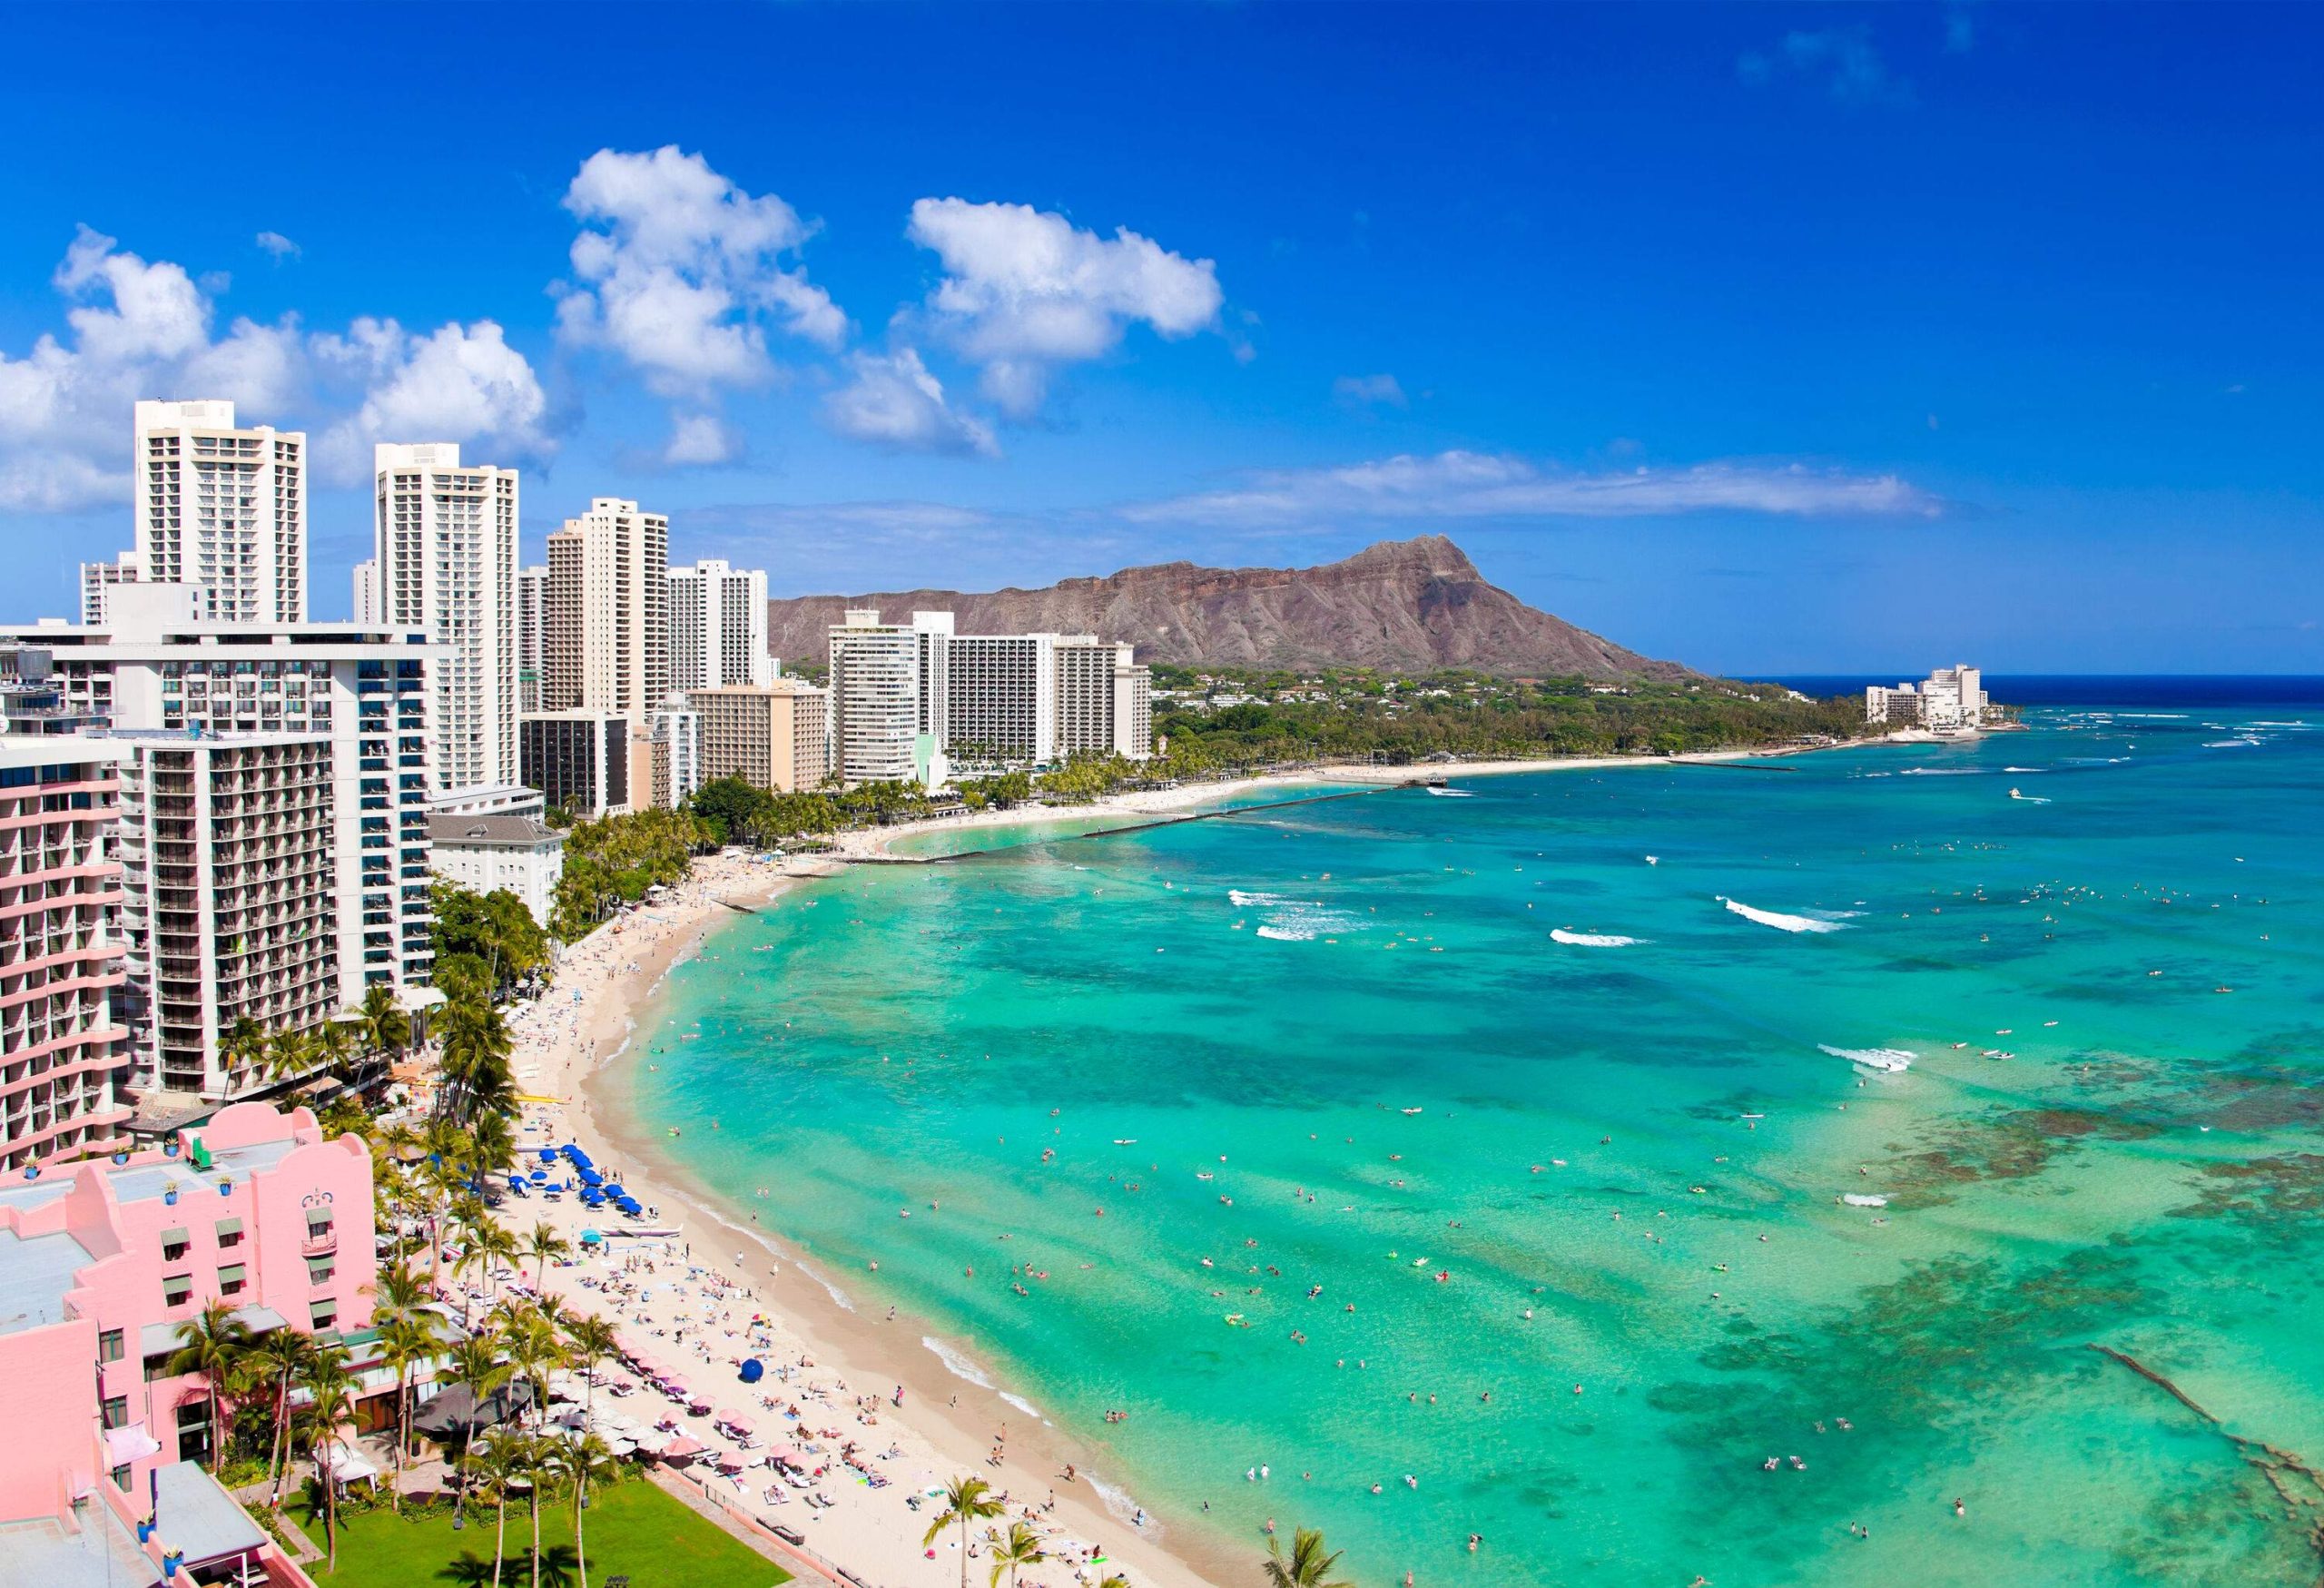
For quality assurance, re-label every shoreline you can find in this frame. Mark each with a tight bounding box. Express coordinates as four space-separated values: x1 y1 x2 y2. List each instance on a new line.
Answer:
507 853 1238 1588
835 738 1890 861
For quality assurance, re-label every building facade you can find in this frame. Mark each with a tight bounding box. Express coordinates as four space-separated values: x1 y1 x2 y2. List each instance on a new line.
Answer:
129 399 307 625
0 741 133 1174
516 566 547 714
426 812 564 928
79 552 143 626
113 734 339 1100
351 558 379 624
668 559 772 691
947 633 1059 765
0 597 443 1042
542 498 668 726
0 1103 377 1534
372 443 521 797
519 711 631 820
648 699 701 810
1056 638 1153 760
691 679 832 794
1866 665 1989 732
829 610 940 786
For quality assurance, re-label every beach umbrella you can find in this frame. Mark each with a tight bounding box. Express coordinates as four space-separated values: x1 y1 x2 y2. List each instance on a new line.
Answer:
537 1148 556 1162
529 1169 547 1181
578 1168 603 1184
739 1358 764 1384
579 1229 604 1244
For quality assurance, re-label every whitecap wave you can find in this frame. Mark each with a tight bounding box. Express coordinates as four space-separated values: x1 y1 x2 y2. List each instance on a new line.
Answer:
921 1336 993 1389
1720 897 1848 933
998 1391 1047 1422
2204 738 2260 749
1820 1044 1914 1071
1234 887 1363 942
793 1259 854 1312
1089 1475 1154 1531
1255 924 1313 942
1551 928 1642 947
1900 767 1982 775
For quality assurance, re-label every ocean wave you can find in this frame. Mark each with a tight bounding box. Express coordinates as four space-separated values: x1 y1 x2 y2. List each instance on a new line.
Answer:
1720 897 1848 933
921 1336 994 1389
2003 765 2040 773
1227 889 1291 908
1551 928 1642 947
1255 924 1313 942
1819 1043 1914 1071
2203 738 2260 749
1900 767 1982 776
998 1391 1047 1423
1089 1475 1154 1531
1234 886 1363 942
793 1259 855 1312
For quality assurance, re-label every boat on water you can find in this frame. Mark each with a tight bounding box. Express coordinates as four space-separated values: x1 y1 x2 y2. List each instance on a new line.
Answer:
1424 784 1473 798
1644 855 1659 865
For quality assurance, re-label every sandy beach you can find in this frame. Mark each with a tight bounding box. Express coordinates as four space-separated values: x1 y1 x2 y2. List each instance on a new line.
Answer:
499 852 1232 1588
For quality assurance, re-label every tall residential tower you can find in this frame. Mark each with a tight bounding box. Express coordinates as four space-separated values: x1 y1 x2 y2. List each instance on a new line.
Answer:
542 498 667 725
130 399 307 624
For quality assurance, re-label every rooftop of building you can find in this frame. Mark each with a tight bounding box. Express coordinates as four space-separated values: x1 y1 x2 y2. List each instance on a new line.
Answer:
428 812 565 849
152 1459 265 1566
0 1227 98 1336
0 1508 162 1587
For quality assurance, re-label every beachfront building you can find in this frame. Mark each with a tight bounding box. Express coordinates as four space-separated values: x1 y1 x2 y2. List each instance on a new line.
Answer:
113 733 340 1101
1056 638 1154 760
647 698 701 810
947 632 1059 766
542 498 668 726
1866 665 1989 732
829 610 945 788
79 551 144 626
372 443 523 796
668 559 772 691
427 810 565 927
0 1102 375 1585
519 709 632 820
125 399 309 625
517 565 547 713
0 593 444 1046
691 679 832 794
0 740 133 1174
0 646 107 738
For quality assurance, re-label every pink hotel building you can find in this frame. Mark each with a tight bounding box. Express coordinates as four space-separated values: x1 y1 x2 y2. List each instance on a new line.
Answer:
0 1101 373 1584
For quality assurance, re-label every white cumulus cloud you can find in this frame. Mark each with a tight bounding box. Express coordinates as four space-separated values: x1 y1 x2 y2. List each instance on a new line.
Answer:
1124 450 1943 528
664 411 742 467
255 231 301 261
823 348 997 457
906 197 1223 418
312 317 553 479
0 227 305 510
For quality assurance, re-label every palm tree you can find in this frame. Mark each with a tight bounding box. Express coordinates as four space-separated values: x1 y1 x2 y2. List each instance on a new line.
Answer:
1263 1526 1353 1588
222 1015 269 1090
986 1520 1047 1588
562 1314 619 1436
446 1333 513 1521
296 1350 359 1574
922 1475 1006 1588
469 1220 520 1311
376 1309 437 1513
263 1026 314 1086
244 1328 323 1510
310 1016 355 1079
524 1221 571 1291
439 998 516 1123
469 1110 518 1179
166 1299 251 1474
546 1432 617 1588
513 1431 551 1588
358 981 408 1066
471 1435 526 1588
501 1308 565 1435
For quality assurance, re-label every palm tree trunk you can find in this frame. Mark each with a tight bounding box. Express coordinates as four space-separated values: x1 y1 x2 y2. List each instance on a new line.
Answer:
574 1482 589 1588
960 1518 970 1588
529 1484 542 1588
210 1386 223 1473
267 1370 291 1509
325 1458 340 1573
389 1368 408 1512
493 1496 507 1588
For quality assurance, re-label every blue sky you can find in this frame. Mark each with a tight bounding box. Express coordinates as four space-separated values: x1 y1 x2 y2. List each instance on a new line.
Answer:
2 3 2319 675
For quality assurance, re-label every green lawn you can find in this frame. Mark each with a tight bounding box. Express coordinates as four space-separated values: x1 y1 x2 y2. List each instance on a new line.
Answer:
295 1475 790 1588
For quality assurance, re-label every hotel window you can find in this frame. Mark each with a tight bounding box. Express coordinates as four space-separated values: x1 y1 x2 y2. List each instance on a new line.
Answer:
143 1353 172 1384
110 1464 131 1493
160 1227 190 1262
215 1217 243 1248
306 1209 333 1239
309 1298 337 1331
162 1275 192 1307
218 1263 248 1297
306 1254 334 1285
101 1395 127 1429
97 1327 124 1364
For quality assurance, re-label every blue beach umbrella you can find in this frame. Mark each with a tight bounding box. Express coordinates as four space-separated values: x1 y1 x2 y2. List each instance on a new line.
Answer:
602 1182 625 1198
579 1229 604 1244
739 1359 764 1384
537 1148 556 1162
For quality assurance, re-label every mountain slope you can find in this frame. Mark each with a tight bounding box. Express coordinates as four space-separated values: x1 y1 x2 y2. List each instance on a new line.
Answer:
764 535 1687 678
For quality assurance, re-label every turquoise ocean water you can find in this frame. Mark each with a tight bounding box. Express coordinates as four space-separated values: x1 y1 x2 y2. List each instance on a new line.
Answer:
626 695 2324 1586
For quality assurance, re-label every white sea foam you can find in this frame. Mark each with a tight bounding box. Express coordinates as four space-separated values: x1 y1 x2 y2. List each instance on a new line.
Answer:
1551 928 1642 947
1227 889 1290 908
1843 1193 1890 1208
1900 767 1981 776
921 1336 994 1389
2203 738 2260 749
998 1391 1047 1423
1820 1044 1915 1071
1234 887 1362 942
2003 766 2040 773
1720 897 1848 933
1089 1475 1154 1530
1256 925 1312 942
793 1259 855 1312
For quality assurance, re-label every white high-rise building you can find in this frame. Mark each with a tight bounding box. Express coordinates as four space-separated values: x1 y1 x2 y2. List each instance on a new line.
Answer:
131 399 307 624
80 551 144 625
668 559 773 690
543 498 668 726
516 566 547 713
648 697 703 809
829 610 944 786
0 592 445 1070
372 443 521 795
1056 638 1153 760
351 559 380 623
